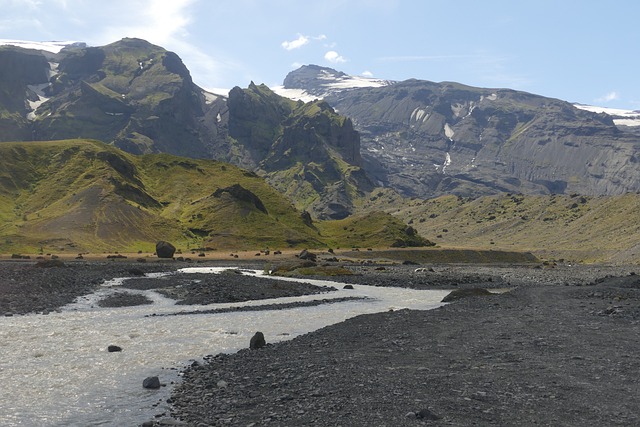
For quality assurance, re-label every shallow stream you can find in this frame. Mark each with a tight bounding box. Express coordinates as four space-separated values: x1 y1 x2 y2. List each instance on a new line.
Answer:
0 267 450 426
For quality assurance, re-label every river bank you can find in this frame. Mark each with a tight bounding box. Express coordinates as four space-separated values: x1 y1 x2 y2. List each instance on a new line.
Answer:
165 264 640 427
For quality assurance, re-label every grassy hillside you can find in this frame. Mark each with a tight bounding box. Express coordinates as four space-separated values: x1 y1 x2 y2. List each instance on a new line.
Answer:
316 211 432 249
362 192 640 264
0 140 423 254
0 139 316 253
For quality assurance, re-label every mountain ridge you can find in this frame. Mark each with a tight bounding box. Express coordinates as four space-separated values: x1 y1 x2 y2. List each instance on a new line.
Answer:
279 65 640 198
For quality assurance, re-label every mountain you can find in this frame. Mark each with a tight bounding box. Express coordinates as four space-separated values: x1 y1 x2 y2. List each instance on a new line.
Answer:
274 64 394 101
0 139 427 253
279 65 640 199
226 82 372 219
0 40 367 219
0 38 228 157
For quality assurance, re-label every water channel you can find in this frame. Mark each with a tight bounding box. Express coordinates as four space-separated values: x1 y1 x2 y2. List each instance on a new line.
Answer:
0 267 450 426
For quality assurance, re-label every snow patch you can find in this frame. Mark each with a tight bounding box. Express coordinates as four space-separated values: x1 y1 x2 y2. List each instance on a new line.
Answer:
26 83 50 120
444 123 455 140
434 152 452 174
574 104 640 127
451 103 466 118
272 87 317 102
203 88 230 98
203 91 220 104
274 69 394 101
486 93 498 101
0 39 83 53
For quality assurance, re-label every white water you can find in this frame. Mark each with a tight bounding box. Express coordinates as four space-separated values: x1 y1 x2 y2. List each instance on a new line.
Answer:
0 268 450 426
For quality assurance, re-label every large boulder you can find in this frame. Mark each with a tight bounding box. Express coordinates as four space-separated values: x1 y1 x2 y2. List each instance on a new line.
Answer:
250 332 266 350
156 241 176 258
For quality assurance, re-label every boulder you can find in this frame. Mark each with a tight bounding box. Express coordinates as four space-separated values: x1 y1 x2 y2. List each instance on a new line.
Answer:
107 345 122 352
156 241 176 258
250 331 266 350
143 376 161 389
298 249 317 262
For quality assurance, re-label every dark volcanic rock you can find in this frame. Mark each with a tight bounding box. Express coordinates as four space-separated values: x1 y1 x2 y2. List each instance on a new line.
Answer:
107 345 122 352
143 376 161 389
249 331 266 349
156 241 176 258
441 287 493 302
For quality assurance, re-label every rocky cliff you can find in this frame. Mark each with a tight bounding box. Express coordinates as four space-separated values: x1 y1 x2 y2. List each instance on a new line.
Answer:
226 83 371 219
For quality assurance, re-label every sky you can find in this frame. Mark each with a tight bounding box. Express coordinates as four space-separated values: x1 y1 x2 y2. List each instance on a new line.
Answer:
1 0 639 110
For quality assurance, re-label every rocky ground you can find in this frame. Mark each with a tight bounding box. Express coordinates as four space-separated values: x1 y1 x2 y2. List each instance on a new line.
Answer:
1 256 639 426
0 259 175 315
164 263 640 427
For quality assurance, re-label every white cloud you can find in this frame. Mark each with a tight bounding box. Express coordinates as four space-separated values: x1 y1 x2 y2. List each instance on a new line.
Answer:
362 70 373 77
281 34 309 51
595 91 619 103
282 33 328 51
97 0 196 45
324 50 346 64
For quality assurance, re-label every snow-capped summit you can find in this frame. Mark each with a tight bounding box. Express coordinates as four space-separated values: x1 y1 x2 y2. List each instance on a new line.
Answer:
0 39 85 53
273 64 395 102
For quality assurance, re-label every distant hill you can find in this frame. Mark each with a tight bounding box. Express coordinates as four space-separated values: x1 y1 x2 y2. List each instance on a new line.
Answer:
0 139 427 253
358 189 640 264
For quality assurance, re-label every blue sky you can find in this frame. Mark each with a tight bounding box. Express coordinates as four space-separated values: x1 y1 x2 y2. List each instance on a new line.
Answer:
1 0 639 109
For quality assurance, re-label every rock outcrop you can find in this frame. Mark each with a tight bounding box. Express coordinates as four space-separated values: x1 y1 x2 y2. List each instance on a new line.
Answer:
226 82 372 219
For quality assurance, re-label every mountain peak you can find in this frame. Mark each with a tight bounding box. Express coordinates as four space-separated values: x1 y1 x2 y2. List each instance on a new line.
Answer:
274 65 395 102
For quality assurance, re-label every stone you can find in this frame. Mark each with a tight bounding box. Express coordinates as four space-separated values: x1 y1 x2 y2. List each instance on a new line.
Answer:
156 241 176 258
107 345 122 352
250 331 266 350
143 376 161 389
343 284 354 290
298 249 317 262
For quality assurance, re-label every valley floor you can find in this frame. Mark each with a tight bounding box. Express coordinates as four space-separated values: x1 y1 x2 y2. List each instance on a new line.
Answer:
1 256 639 426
